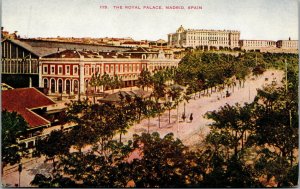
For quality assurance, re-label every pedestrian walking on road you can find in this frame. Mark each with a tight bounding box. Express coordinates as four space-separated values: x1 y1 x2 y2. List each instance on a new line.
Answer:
189 113 193 123
182 113 186 122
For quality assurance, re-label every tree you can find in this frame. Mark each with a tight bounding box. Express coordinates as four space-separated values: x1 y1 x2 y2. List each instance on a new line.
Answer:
30 132 200 187
101 72 112 92
206 103 254 156
153 102 165 128
151 70 167 101
128 132 204 187
142 99 157 133
182 92 191 118
2 110 28 173
136 68 152 91
111 75 123 93
89 73 101 103
133 95 146 122
164 101 175 123
252 64 266 77
117 94 137 143
167 85 184 123
34 130 71 167
249 86 298 169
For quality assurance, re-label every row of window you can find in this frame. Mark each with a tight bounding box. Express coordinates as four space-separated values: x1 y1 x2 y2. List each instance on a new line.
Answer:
43 64 147 75
186 41 231 45
43 65 78 75
281 42 298 47
187 36 230 40
187 32 238 36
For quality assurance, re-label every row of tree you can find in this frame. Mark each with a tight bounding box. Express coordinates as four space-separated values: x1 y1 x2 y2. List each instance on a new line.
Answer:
30 79 298 187
89 72 123 93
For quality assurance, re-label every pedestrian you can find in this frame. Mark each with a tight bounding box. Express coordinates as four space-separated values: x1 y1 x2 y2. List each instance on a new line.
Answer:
189 113 193 123
182 113 186 122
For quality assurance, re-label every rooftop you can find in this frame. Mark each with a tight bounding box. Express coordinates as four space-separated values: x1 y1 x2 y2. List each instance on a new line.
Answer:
2 88 56 128
99 90 151 103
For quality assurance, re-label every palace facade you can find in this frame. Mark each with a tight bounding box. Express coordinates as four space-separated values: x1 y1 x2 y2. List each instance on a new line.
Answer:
168 25 240 50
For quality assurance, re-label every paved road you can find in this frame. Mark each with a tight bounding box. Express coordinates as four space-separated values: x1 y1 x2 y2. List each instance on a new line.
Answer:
122 69 283 147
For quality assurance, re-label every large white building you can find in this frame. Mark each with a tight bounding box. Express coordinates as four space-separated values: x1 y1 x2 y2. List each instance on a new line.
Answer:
168 25 240 50
276 38 298 49
239 40 276 51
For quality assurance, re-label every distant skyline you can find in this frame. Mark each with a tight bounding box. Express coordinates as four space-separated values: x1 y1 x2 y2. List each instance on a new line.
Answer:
2 0 299 41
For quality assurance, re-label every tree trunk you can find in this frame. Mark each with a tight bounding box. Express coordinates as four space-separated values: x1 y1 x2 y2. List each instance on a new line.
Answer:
148 118 150 133
177 106 179 133
168 109 171 123
227 147 229 160
290 150 293 167
241 132 244 150
234 131 238 155
138 112 141 122
93 86 96 104
158 114 161 128
119 133 122 143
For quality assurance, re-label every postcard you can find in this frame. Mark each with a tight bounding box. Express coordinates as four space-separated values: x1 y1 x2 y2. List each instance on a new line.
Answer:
1 0 298 187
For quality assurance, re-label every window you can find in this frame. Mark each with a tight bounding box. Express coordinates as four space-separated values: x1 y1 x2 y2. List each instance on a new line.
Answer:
96 65 101 73
51 65 55 74
66 65 70 74
58 66 63 75
120 65 123 73
115 65 118 73
129 65 132 72
85 66 89 75
43 65 48 74
73 66 78 75
105 65 109 73
110 65 114 73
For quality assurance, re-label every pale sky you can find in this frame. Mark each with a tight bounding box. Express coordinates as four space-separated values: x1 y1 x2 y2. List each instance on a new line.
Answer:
2 0 299 41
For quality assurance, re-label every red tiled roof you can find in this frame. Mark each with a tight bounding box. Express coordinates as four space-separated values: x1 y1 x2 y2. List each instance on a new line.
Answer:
2 88 56 129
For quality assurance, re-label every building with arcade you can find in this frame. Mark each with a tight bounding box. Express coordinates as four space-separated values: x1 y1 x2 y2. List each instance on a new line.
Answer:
39 47 179 95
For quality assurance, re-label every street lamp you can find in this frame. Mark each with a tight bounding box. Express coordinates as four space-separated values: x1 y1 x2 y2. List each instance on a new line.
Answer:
18 163 22 187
